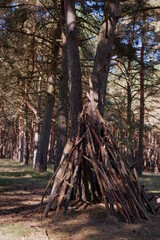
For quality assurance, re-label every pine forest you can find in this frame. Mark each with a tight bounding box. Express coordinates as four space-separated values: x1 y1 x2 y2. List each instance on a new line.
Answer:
0 1 160 239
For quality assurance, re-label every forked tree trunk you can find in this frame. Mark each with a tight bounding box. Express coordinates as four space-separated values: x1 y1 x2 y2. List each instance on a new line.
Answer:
92 0 119 116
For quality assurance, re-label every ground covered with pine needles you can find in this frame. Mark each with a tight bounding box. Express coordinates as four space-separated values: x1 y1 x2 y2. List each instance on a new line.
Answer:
0 159 160 240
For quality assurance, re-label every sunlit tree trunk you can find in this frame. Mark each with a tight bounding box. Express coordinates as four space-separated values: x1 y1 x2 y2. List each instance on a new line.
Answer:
33 76 42 167
48 121 55 164
29 120 34 162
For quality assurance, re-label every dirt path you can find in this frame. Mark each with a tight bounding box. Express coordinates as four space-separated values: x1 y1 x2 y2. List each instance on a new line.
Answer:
0 159 160 240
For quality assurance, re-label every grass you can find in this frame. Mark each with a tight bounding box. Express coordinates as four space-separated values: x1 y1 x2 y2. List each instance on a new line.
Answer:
140 172 160 194
0 221 53 240
0 159 53 191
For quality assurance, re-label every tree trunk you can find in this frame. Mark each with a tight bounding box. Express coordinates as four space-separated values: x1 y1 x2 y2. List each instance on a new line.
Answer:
35 94 54 172
33 76 42 168
0 103 5 158
127 61 133 166
35 28 61 172
48 121 55 164
23 80 30 165
137 13 146 176
18 112 24 162
12 118 18 160
23 105 29 165
55 32 68 171
92 0 119 116
64 0 82 139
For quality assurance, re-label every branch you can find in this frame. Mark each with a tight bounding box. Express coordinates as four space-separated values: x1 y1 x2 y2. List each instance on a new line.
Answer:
5 28 54 45
39 0 57 22
0 4 31 9
120 6 160 18
23 97 37 116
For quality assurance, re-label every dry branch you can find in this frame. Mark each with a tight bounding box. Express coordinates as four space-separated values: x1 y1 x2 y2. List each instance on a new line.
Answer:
42 99 155 223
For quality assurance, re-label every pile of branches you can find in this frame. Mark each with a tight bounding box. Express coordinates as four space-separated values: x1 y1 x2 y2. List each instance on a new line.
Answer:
42 98 155 223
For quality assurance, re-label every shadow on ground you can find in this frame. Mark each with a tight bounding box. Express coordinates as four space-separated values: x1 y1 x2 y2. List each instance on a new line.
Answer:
0 159 160 240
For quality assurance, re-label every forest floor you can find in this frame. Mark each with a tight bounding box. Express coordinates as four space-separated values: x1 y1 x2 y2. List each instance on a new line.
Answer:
0 159 160 240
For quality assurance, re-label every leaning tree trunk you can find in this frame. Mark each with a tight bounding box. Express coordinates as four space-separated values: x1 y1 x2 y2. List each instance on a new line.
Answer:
92 0 119 116
64 0 82 139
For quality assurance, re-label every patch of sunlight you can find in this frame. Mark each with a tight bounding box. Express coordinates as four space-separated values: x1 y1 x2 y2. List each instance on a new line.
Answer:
0 222 47 240
1 175 33 179
148 190 160 194
123 223 143 231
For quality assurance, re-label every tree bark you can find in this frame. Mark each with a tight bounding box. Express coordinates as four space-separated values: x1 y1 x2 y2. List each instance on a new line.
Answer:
33 76 42 167
137 13 146 176
55 32 68 171
23 105 29 165
0 103 6 158
23 80 30 165
12 117 18 160
127 61 133 166
92 0 119 116
35 93 54 172
35 28 61 172
48 121 55 164
17 112 24 163
64 0 82 139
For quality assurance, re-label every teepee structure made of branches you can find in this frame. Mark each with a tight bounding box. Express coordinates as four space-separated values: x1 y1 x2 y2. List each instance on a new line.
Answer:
42 93 155 223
